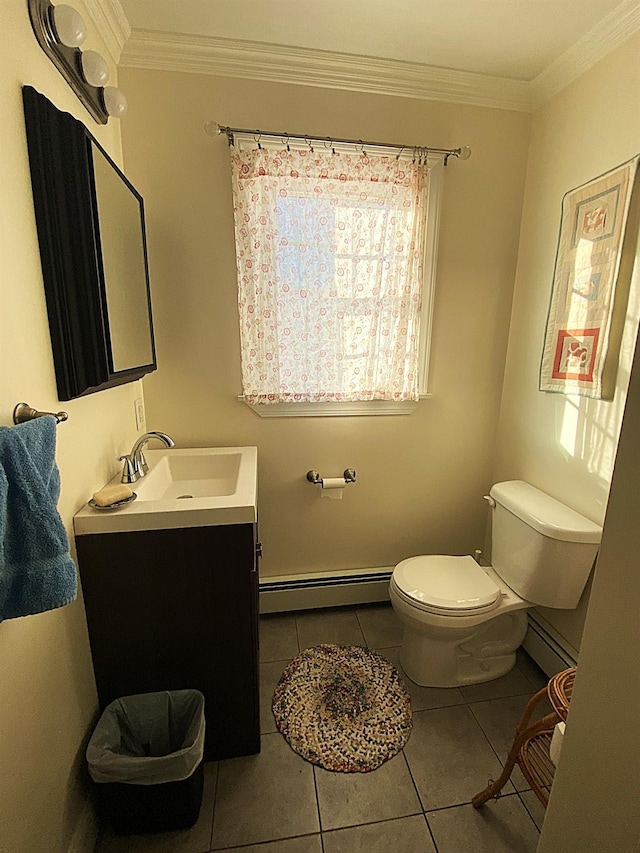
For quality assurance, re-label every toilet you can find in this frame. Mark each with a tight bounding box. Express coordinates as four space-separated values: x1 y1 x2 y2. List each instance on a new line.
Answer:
389 480 602 688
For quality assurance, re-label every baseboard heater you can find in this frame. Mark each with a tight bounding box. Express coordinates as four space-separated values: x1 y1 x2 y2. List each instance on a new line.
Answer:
522 614 578 678
259 567 393 614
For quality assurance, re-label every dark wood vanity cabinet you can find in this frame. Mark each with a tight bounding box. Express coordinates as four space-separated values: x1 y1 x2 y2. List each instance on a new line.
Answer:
76 523 260 761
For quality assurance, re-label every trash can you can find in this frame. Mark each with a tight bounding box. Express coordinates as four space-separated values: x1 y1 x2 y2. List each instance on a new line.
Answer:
86 690 206 835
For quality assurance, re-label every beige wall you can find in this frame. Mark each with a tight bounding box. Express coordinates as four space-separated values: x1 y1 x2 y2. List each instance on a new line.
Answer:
493 32 640 652
0 2 145 850
539 264 640 851
119 68 530 578
0 4 636 848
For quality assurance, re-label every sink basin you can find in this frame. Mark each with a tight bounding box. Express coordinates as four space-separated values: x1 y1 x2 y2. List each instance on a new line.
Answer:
74 446 257 536
135 449 243 501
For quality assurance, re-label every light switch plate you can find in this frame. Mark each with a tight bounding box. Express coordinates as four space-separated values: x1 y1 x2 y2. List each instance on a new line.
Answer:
134 397 146 431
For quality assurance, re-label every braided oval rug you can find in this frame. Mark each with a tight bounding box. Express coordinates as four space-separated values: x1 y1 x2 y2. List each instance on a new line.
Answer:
272 643 412 772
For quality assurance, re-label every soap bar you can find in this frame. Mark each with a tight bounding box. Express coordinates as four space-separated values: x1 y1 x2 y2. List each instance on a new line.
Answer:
92 484 133 507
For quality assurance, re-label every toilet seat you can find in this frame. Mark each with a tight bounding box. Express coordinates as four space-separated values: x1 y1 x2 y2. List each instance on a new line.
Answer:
392 555 502 617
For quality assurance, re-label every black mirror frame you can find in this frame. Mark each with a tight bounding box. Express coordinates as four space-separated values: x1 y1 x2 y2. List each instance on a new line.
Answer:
22 86 156 401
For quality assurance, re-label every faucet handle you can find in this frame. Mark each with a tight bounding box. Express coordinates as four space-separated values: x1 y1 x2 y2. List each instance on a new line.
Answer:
119 455 138 484
137 449 149 475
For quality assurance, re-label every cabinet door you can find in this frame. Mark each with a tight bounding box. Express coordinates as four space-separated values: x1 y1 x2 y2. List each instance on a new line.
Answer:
76 523 260 760
23 86 156 400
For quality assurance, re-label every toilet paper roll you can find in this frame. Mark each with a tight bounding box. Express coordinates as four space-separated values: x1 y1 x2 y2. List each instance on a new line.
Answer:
549 721 566 765
321 477 346 499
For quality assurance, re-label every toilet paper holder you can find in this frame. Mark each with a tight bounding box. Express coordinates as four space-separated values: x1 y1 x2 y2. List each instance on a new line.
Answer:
306 469 356 485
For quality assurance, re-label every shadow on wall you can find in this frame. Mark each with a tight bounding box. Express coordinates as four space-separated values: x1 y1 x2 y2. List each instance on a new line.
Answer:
554 272 640 506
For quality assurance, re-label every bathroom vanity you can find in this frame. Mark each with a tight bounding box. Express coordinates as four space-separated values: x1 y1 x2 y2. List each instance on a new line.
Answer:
74 447 260 761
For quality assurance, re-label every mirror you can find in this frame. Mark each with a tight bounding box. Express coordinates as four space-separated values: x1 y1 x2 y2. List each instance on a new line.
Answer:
22 86 156 400
91 144 155 372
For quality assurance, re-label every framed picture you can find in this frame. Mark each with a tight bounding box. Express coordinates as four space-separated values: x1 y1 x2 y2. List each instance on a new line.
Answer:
540 157 639 399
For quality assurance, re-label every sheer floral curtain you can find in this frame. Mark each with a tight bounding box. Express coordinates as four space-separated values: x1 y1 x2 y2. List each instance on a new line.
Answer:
230 145 430 405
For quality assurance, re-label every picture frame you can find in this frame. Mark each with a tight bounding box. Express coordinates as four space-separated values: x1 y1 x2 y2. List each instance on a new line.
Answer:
540 156 639 399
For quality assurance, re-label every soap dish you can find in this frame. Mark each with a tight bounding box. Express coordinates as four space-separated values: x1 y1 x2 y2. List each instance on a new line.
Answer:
88 493 137 511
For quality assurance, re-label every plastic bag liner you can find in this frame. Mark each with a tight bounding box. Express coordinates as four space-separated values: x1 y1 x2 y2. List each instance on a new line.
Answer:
86 690 205 786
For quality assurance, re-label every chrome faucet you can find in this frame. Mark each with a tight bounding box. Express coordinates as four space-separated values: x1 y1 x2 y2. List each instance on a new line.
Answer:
119 431 175 484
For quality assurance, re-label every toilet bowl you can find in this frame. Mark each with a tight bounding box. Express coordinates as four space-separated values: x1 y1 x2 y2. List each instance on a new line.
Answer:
389 481 602 689
389 556 529 687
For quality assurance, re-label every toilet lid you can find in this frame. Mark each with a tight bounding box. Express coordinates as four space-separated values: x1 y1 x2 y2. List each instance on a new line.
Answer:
393 555 501 614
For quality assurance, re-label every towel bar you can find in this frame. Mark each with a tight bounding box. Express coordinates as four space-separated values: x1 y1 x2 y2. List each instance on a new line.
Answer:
13 402 68 425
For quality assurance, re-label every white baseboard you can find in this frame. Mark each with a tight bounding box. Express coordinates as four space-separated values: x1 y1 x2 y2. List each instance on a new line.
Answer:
523 615 578 677
259 567 393 613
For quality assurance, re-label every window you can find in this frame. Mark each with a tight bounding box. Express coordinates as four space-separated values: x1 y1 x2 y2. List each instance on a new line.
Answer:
229 135 443 416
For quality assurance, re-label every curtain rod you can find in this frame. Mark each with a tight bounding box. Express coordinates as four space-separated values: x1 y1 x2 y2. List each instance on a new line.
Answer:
211 123 471 165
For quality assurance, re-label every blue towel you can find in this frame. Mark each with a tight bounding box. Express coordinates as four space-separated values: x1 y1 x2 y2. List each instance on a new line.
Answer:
0 417 77 622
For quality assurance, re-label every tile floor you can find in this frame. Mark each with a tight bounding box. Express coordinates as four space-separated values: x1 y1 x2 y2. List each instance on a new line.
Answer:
96 603 550 853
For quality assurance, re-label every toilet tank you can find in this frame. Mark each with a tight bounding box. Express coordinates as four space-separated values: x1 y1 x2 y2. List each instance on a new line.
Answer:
489 481 602 609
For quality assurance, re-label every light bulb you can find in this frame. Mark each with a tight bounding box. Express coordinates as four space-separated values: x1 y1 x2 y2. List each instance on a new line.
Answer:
103 87 128 118
458 145 472 161
81 50 109 87
52 4 86 48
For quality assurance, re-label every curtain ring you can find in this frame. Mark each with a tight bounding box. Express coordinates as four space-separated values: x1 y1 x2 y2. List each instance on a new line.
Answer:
395 146 405 161
253 130 262 150
304 135 314 154
323 137 337 155
281 133 291 152
357 140 367 157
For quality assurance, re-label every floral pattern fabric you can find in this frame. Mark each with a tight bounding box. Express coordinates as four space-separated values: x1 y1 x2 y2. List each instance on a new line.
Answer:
230 146 429 404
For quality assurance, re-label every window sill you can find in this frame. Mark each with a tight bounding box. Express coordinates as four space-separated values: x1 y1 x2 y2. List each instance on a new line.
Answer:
238 395 431 417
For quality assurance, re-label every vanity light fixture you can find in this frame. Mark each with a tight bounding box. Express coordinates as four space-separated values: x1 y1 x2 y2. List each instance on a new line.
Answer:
27 0 127 124
103 86 128 118
51 2 86 47
80 49 110 87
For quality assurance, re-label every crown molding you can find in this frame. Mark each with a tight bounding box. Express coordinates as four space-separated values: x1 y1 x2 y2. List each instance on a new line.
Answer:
120 30 532 112
530 0 640 109
117 0 640 113
82 0 131 64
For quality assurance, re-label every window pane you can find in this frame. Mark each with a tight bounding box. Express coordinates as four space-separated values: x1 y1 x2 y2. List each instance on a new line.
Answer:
231 147 429 404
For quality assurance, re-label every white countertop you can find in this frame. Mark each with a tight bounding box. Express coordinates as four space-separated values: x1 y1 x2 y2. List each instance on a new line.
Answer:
74 446 257 536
